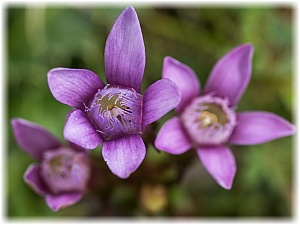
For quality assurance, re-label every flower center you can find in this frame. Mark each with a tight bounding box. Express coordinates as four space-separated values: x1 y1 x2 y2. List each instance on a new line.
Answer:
198 111 218 128
87 84 143 141
181 95 236 145
41 148 90 194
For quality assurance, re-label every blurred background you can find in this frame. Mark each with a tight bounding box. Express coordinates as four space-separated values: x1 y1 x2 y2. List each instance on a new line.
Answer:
7 4 295 218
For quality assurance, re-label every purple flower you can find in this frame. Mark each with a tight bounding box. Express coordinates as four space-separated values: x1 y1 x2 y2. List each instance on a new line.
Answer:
47 6 180 179
155 44 296 190
11 118 91 211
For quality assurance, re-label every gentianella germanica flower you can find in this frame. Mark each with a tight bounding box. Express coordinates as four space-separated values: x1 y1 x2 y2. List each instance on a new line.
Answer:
47 6 181 179
11 118 91 211
155 44 296 190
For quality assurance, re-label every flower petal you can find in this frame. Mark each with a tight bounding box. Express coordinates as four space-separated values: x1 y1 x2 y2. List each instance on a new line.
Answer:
204 44 254 106
102 134 146 179
142 78 181 128
64 110 102 150
11 118 61 161
228 111 296 145
48 68 104 110
155 117 192 154
105 6 145 93
197 145 236 190
24 164 49 195
162 56 201 112
45 192 83 212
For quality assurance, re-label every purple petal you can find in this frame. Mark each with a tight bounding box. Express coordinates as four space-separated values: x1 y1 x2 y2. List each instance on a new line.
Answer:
197 145 236 190
204 44 254 106
228 111 296 145
63 110 102 150
142 78 181 128
45 192 83 212
48 68 104 110
162 56 201 112
11 118 61 161
102 134 146 179
155 117 192 155
105 6 145 93
24 164 49 195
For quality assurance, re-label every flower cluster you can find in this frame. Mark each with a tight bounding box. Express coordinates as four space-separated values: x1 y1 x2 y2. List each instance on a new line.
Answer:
11 6 295 212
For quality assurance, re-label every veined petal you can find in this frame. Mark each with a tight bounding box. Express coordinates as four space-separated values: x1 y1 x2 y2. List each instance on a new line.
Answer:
102 134 146 179
228 111 296 145
163 56 200 112
105 6 145 93
24 164 49 195
11 118 61 161
197 145 236 190
45 192 83 212
155 117 192 155
204 44 254 107
64 110 102 150
142 78 181 128
48 68 104 110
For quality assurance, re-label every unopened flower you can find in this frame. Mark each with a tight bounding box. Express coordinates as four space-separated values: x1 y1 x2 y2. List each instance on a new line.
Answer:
140 184 168 214
155 44 296 190
47 6 180 179
11 118 91 211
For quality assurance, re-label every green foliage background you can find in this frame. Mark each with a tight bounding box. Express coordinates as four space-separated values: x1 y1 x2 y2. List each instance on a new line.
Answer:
7 4 295 218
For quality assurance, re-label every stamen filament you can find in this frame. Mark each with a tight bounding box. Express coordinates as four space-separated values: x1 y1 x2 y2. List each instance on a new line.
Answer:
88 85 143 140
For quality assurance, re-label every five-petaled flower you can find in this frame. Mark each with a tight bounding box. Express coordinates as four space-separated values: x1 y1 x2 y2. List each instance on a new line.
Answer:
11 118 91 211
155 44 296 190
47 6 180 179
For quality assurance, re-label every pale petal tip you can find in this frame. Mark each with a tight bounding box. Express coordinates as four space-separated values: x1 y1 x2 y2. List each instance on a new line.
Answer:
105 161 135 179
216 172 235 190
239 43 254 50
46 199 70 212
121 5 137 17
163 56 184 70
105 155 144 179
238 43 254 57
118 172 131 179
290 123 297 135
23 164 49 195
11 118 19 128
23 165 34 185
163 56 182 74
219 179 233 190
102 135 146 179
23 166 39 192
11 118 34 145
164 56 176 64
49 205 60 212
125 5 135 11
227 43 254 64
46 193 83 212
47 67 64 80
11 117 27 127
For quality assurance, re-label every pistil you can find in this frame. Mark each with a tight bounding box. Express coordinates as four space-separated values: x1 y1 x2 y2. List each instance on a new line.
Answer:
198 111 218 128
